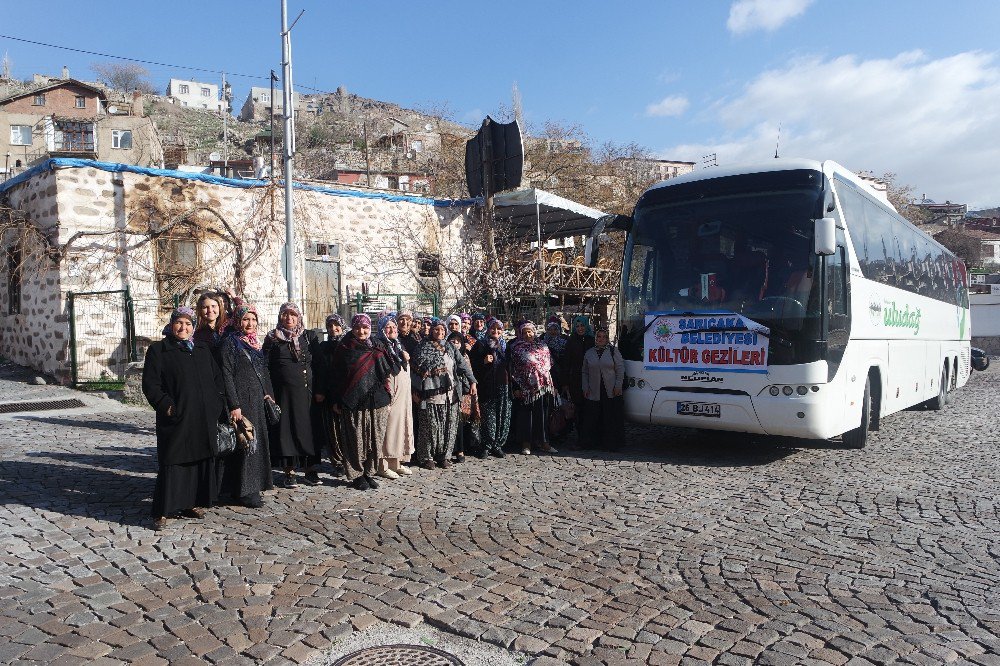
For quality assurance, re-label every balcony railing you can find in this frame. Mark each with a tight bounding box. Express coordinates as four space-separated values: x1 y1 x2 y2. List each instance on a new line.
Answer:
511 258 619 295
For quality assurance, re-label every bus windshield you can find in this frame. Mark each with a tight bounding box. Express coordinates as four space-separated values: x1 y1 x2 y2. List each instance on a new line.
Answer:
619 173 826 365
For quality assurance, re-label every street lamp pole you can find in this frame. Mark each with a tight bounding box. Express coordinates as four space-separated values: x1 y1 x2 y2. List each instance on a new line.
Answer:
4 152 10 181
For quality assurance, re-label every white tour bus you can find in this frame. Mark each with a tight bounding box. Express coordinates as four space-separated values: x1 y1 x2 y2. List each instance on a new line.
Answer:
592 159 970 448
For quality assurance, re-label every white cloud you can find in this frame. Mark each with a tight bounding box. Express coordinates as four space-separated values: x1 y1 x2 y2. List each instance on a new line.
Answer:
727 0 813 34
645 95 689 118
660 50 1000 207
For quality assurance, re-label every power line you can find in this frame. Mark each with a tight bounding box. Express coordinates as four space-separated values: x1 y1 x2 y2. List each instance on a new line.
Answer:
0 33 263 80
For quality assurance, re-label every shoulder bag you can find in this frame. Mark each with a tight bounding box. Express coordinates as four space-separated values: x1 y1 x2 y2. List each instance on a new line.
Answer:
214 420 238 457
242 347 282 426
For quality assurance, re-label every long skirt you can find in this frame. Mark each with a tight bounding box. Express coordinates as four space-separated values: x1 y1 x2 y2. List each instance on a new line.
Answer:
584 391 625 450
383 371 415 463
479 391 512 454
416 400 459 463
218 436 273 500
341 406 389 481
512 393 550 446
323 407 346 468
152 457 217 518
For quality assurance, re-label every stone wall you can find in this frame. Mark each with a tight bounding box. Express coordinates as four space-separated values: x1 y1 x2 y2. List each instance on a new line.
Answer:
0 169 70 381
1 162 478 383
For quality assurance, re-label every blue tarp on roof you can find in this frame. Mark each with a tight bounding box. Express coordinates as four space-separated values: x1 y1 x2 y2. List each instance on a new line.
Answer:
0 158 480 208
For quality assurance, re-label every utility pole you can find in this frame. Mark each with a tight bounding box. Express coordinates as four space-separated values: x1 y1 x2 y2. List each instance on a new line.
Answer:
269 70 277 177
280 0 301 302
221 72 231 174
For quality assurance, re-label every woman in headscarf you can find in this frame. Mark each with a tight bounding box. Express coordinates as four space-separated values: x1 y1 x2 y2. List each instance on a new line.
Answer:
263 302 317 488
469 313 488 342
219 302 275 507
470 317 509 458
581 326 626 450
313 313 347 477
142 307 226 530
376 313 415 478
329 314 392 490
542 314 568 392
446 314 463 336
193 292 229 353
412 319 476 469
563 314 595 444
447 330 480 462
395 310 421 446
508 321 558 455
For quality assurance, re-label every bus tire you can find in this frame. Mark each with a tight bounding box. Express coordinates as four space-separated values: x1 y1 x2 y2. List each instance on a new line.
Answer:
842 377 871 449
927 366 947 411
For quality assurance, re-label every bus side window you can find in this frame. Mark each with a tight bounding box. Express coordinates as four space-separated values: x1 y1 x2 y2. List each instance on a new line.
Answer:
829 245 849 321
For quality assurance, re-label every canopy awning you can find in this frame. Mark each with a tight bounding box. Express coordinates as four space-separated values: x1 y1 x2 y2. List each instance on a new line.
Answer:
492 188 607 241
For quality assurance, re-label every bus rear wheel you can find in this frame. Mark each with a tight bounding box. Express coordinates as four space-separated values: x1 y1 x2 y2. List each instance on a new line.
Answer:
927 366 947 411
842 377 872 449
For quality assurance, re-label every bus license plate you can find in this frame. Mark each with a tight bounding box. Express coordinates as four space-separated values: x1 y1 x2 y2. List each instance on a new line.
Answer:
677 401 721 418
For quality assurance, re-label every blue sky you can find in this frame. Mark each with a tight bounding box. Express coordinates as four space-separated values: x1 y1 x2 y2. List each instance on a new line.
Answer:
3 0 999 207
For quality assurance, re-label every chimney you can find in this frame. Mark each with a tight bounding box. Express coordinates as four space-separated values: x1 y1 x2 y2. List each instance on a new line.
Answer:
133 91 144 117
62 65 69 79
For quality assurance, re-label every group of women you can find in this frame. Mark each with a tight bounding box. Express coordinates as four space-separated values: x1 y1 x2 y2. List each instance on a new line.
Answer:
141 294 625 530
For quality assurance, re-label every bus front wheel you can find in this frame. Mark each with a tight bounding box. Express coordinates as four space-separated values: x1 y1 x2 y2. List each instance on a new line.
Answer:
842 377 872 449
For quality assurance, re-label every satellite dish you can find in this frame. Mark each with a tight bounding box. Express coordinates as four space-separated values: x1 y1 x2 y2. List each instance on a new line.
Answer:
209 151 222 162
424 123 433 131
108 106 118 114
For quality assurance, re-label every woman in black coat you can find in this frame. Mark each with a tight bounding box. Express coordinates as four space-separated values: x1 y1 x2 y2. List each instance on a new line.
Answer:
312 313 347 477
142 307 226 531
219 302 275 508
263 302 317 489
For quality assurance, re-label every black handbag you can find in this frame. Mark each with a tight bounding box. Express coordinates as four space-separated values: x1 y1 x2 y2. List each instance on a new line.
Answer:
214 421 238 457
242 348 281 426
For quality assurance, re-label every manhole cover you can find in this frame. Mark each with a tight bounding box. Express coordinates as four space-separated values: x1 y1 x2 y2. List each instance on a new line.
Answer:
0 398 86 414
333 644 465 666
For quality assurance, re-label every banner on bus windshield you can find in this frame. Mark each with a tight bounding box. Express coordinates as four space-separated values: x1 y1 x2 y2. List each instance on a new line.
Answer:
644 312 770 373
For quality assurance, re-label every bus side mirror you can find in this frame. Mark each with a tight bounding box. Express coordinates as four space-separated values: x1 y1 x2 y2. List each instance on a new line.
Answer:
814 217 836 255
586 214 632 267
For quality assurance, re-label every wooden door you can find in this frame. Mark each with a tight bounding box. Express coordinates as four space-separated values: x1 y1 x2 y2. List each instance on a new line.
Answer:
304 260 341 330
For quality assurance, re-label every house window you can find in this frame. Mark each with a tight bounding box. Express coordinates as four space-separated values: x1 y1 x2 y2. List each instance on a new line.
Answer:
387 175 399 190
260 93 270 103
32 94 45 106
411 140 423 153
179 84 189 94
6 244 22 315
201 88 210 97
54 121 95 152
75 95 86 109
9 125 32 146
112 130 133 150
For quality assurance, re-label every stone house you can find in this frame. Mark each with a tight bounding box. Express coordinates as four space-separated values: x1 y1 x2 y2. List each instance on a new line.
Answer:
0 159 477 384
1 78 164 177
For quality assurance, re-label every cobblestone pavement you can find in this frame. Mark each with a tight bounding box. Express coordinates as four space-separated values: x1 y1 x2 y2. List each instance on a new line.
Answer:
1 364 999 665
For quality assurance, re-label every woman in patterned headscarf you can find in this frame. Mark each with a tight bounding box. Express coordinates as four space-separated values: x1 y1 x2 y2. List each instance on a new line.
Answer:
470 317 510 458
469 313 488 342
329 313 392 490
263 302 318 489
412 318 476 469
376 313 414 478
508 321 558 455
218 302 275 507
142 308 226 531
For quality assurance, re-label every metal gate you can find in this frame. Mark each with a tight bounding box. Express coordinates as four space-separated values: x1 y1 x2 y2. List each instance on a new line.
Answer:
68 289 137 388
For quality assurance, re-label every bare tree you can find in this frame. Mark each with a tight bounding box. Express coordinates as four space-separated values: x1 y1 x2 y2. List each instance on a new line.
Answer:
935 229 983 269
91 62 158 94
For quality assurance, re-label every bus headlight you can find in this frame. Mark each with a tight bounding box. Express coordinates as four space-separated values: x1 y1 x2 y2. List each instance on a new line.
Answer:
796 386 808 395
637 379 646 389
769 386 780 396
782 386 794 396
